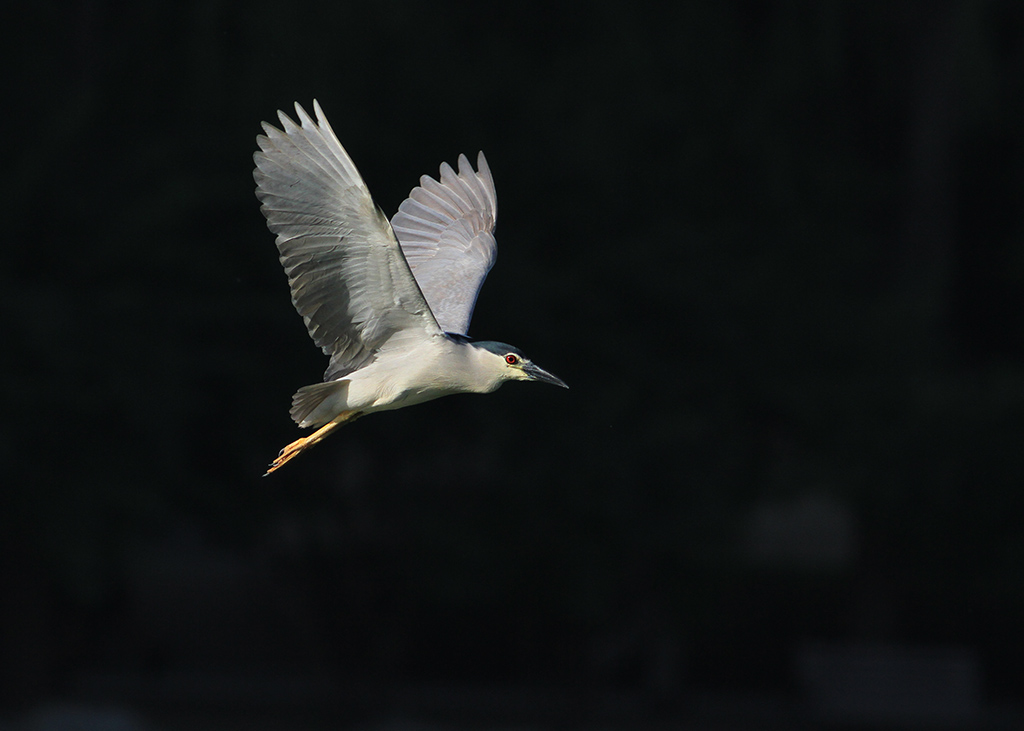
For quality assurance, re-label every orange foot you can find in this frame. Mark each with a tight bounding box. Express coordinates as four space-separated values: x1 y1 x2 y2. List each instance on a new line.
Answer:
264 411 362 476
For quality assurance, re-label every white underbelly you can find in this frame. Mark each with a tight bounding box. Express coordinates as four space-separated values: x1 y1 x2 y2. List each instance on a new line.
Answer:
345 345 476 413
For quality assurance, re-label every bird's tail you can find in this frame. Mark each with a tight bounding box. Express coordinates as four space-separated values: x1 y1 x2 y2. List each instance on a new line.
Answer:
290 380 349 427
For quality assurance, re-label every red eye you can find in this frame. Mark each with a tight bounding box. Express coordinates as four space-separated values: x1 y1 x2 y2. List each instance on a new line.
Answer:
505 354 518 365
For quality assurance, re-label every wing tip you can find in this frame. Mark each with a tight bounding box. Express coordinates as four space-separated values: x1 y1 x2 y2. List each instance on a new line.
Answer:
475 151 491 178
293 100 308 120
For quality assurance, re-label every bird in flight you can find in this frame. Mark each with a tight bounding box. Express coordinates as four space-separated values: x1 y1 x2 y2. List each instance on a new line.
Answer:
255 101 567 475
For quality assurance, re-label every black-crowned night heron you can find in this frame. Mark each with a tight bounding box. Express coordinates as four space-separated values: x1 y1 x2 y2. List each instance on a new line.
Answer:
255 101 567 475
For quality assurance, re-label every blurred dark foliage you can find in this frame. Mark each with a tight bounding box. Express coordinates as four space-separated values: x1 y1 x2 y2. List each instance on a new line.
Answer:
2 0 1023 715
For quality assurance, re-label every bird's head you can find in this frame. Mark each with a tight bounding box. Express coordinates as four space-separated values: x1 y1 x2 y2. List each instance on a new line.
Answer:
472 341 568 389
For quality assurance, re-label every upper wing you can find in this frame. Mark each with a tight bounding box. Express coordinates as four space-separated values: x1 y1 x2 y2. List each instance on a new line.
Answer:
254 101 442 381
390 152 497 335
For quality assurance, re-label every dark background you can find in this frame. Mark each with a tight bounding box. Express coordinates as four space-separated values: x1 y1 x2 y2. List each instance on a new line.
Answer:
3 1 1024 728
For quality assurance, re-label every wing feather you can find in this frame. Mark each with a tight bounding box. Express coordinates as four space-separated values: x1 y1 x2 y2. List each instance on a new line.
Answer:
254 101 441 381
390 151 498 335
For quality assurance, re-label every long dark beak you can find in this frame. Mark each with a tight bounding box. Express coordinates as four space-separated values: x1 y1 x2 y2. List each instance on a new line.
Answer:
524 362 568 389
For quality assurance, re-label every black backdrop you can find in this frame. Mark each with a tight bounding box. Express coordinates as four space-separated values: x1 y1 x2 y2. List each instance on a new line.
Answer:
3 1 1024 727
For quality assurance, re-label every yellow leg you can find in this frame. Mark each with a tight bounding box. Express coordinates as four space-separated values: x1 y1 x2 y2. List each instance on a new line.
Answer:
264 411 363 476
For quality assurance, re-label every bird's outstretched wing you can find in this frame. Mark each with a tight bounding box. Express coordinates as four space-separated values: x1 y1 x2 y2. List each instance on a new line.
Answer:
390 152 497 336
254 101 442 381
